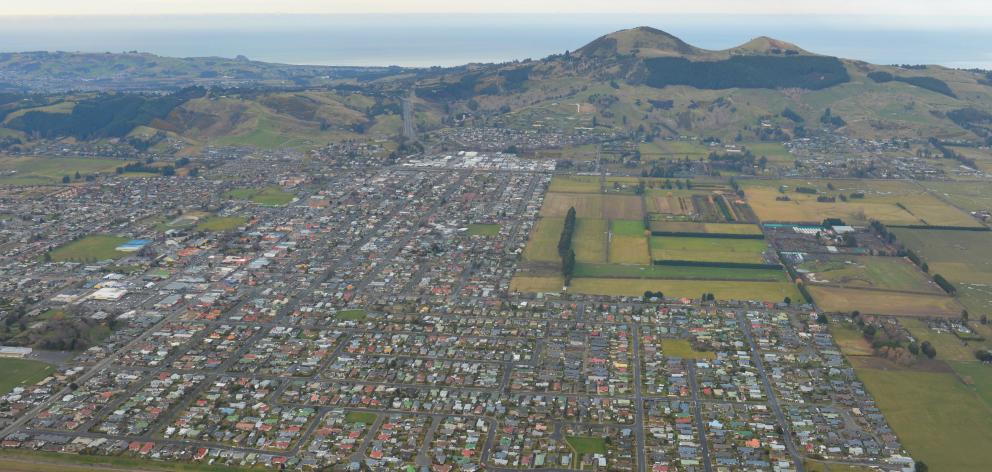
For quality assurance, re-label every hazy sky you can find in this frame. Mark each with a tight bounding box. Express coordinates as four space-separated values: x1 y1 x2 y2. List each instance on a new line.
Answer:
3 0 992 18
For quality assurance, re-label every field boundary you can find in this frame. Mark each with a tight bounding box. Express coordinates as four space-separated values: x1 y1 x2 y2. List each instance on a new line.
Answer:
653 259 783 270
650 231 764 239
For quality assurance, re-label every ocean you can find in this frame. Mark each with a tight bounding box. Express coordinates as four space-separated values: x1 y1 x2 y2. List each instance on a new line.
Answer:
0 14 990 69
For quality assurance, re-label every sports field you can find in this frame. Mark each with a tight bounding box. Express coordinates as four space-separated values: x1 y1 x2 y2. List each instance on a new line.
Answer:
573 218 608 263
650 236 768 264
0 358 54 395
467 223 501 236
522 217 563 263
226 186 295 206
195 216 248 232
49 234 130 262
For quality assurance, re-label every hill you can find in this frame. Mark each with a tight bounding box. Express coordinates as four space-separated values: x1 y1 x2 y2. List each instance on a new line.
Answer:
1 26 991 150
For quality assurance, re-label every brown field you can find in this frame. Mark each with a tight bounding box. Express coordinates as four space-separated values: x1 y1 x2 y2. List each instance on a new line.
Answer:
808 285 963 317
602 194 644 220
609 235 651 264
648 195 693 215
649 221 763 235
540 193 603 218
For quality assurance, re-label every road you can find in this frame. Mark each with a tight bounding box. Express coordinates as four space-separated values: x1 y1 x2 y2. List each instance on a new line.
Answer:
736 310 805 472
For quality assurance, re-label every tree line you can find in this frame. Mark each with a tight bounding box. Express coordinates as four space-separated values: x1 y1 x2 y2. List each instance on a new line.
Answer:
558 207 577 285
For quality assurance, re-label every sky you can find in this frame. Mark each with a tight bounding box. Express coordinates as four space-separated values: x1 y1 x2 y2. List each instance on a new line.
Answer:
2 0 992 19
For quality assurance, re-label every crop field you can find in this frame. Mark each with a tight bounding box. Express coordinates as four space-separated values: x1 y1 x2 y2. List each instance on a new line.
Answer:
850 361 992 472
742 179 980 226
649 221 763 235
226 186 295 206
568 277 802 302
797 255 940 293
0 156 123 186
49 234 130 262
539 193 603 218
807 285 962 317
548 175 600 193
195 216 248 232
0 358 54 396
650 236 768 264
647 194 694 216
891 228 992 314
573 262 788 282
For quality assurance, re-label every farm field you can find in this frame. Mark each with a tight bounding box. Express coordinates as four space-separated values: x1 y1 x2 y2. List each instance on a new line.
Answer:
602 194 644 220
540 192 603 218
650 236 768 264
921 180 992 213
828 322 875 357
567 277 801 302
611 219 647 236
850 361 992 472
0 358 54 396
609 235 650 264
573 262 787 282
899 318 992 363
742 179 980 227
890 228 992 314
0 156 123 186
509 275 564 293
649 221 763 235
548 175 600 193
807 285 962 317
797 255 940 293
225 186 295 206
49 234 130 262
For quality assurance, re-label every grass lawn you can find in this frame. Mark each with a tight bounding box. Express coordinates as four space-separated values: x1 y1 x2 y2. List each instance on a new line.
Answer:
611 219 647 236
574 218 608 263
853 364 992 471
345 411 377 424
522 217 563 263
565 436 607 455
467 223 500 236
510 275 564 293
828 323 874 357
900 318 990 362
49 234 130 262
950 361 992 407
661 339 716 360
650 236 768 264
225 186 294 206
0 358 54 395
609 235 651 264
336 309 367 321
195 216 247 232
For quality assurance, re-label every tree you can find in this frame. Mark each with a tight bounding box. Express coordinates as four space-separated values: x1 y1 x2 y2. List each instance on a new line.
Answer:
61 175 70 184
783 296 792 305
915 460 929 472
908 342 920 355
561 249 576 285
921 341 937 359
74 171 81 180
816 313 828 325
